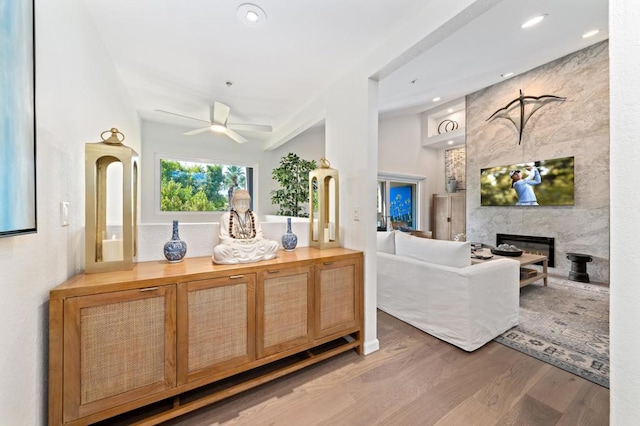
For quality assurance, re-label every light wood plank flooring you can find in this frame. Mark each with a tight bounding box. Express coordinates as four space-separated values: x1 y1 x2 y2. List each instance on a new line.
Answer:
163 311 609 426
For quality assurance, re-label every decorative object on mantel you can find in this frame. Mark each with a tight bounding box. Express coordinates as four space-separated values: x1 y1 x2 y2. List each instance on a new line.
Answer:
491 243 523 257
446 176 458 193
486 89 566 145
281 217 298 251
85 128 139 273
437 119 459 134
163 220 187 262
309 157 340 249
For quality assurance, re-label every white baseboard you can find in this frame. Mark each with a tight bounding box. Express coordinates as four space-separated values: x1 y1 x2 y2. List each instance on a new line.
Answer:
363 338 380 355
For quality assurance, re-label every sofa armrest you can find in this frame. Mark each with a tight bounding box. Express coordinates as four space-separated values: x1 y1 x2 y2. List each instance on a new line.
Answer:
461 258 520 345
377 252 520 351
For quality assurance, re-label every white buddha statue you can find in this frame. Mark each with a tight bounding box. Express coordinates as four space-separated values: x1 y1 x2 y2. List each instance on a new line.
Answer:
212 189 279 264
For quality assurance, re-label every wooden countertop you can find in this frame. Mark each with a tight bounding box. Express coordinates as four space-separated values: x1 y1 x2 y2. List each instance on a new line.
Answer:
51 247 362 298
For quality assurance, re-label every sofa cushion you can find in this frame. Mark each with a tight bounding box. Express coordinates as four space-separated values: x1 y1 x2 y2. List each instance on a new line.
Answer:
377 231 396 254
395 231 471 268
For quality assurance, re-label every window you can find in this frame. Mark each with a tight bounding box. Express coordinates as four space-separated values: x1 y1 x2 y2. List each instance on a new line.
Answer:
159 158 254 212
377 173 424 231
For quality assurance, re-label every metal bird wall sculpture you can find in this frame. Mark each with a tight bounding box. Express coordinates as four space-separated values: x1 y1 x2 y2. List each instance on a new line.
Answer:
486 89 566 145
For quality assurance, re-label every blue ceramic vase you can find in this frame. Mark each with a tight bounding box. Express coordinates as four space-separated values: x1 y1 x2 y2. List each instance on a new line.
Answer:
281 217 298 251
164 220 187 263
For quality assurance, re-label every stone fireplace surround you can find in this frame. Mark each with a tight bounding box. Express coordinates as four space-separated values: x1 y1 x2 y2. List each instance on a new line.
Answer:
465 41 609 283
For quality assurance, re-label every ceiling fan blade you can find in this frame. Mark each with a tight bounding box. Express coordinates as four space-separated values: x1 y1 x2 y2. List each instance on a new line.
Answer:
227 123 273 133
224 128 248 144
212 102 231 125
183 126 212 136
155 109 211 124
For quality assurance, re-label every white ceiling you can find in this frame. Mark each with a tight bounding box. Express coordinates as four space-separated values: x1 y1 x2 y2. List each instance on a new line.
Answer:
82 0 608 143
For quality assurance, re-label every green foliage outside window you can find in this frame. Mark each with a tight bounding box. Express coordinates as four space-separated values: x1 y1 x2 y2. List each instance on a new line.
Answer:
160 159 248 212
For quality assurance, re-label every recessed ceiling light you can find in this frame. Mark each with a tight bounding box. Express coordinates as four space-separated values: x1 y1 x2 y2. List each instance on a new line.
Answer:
447 140 454 145
447 108 454 113
432 97 441 102
501 72 514 78
237 3 267 28
582 29 600 38
246 10 259 22
521 14 546 29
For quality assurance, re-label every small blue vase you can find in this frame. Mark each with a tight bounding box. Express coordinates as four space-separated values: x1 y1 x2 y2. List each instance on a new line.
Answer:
281 217 298 251
164 220 187 263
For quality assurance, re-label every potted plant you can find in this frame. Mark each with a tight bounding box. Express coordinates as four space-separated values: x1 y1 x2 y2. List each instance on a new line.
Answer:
270 153 317 217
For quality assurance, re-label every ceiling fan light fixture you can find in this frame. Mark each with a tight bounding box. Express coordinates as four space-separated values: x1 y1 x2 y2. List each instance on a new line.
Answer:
211 123 227 133
237 3 267 28
521 14 546 29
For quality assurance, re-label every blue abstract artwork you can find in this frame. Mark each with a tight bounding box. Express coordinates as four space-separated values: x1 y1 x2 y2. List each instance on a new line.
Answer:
1 0 36 237
390 185 413 227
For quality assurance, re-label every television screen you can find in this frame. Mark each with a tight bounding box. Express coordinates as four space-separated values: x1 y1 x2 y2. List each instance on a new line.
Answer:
480 156 574 206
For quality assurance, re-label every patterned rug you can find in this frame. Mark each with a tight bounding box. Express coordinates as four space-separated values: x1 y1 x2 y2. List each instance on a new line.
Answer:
494 276 610 388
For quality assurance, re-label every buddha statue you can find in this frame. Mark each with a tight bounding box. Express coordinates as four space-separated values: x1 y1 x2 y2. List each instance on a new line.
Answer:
212 189 279 264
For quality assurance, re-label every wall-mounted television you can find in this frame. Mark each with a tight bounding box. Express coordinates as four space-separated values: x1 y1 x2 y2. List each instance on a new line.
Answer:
480 156 574 206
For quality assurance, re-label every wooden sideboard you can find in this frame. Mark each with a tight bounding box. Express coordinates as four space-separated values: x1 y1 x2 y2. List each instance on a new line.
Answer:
49 247 363 425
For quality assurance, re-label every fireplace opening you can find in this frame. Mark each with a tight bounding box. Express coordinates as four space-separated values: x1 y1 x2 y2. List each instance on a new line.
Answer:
496 234 555 267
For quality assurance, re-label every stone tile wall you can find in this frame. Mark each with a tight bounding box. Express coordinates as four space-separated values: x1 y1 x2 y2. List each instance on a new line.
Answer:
445 147 466 191
465 41 609 283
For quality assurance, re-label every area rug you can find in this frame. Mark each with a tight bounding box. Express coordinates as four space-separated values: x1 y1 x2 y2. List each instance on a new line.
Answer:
494 276 609 388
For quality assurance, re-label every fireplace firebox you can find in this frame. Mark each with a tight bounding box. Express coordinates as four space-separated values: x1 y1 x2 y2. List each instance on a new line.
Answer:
496 234 555 267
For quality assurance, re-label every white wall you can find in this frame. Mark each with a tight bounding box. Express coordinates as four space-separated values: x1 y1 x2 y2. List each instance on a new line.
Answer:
137 120 323 261
610 0 640 422
141 120 325 224
140 120 265 224
378 114 441 231
137 121 324 261
257 125 325 217
0 0 140 423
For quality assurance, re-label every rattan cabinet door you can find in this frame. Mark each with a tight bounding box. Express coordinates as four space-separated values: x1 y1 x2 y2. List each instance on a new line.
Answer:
257 266 313 358
177 274 256 385
62 285 176 423
315 258 362 339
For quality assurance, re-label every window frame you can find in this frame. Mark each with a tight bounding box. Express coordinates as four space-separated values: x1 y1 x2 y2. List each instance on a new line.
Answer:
377 172 425 231
154 152 259 222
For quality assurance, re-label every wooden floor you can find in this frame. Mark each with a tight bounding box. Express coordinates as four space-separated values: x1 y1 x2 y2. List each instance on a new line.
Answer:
163 311 609 426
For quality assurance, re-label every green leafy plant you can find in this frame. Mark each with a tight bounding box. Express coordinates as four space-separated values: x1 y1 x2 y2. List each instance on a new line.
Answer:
270 153 317 217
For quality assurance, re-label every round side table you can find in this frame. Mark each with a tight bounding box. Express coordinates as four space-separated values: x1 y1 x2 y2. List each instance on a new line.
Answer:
566 253 593 283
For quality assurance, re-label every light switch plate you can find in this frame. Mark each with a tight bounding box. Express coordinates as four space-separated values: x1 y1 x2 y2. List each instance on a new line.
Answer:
60 202 69 227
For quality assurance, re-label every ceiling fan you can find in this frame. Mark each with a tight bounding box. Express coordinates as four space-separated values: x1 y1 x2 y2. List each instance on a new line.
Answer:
156 102 272 144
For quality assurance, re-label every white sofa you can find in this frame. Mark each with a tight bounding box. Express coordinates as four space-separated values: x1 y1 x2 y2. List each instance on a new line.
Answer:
377 231 520 351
